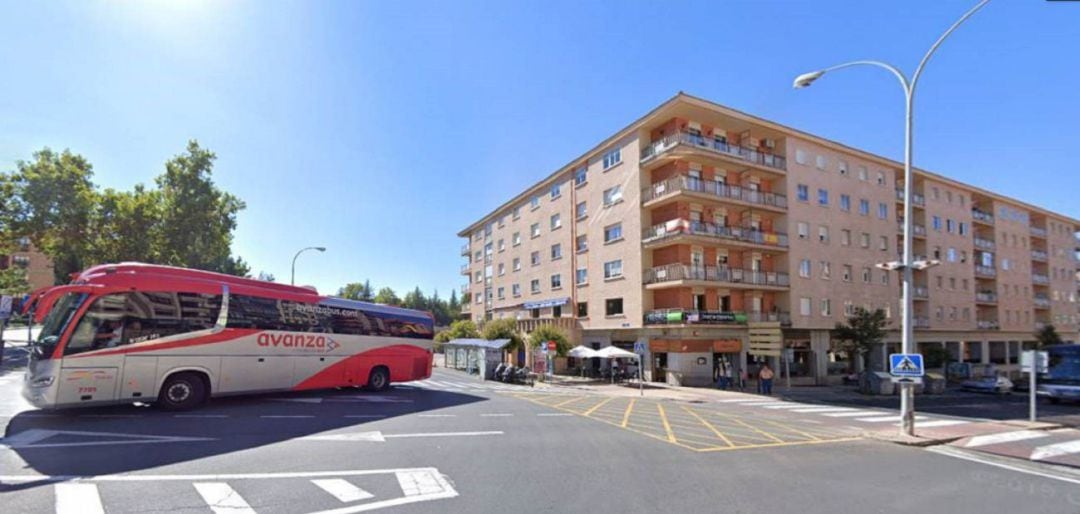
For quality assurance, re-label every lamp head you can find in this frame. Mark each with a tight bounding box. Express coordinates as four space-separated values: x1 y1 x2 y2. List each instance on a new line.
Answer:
793 70 825 89
315 247 326 252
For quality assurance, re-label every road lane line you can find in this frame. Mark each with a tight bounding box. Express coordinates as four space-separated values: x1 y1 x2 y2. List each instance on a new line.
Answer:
480 413 513 417
822 411 881 417
417 414 456 418
175 414 229 418
382 431 503 439
965 430 1050 448
193 482 256 514
55 483 104 514
927 446 1080 486
344 415 386 419
311 478 374 502
855 415 927 423
758 419 822 441
621 399 636 428
1031 440 1080 461
260 415 315 419
553 396 586 408
681 406 735 448
712 413 785 443
716 398 767 403
760 404 805 409
583 397 615 416
537 413 573 417
657 404 677 443
791 407 857 414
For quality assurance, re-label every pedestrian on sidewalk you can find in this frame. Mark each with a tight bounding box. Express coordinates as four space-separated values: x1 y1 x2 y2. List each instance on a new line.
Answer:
739 368 748 391
715 361 729 390
759 364 775 395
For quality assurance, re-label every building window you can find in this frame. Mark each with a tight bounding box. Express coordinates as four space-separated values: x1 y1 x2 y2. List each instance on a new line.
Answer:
797 222 809 239
576 234 588 253
497 287 505 299
841 229 851 246
796 184 809 202
879 236 888 252
815 155 827 170
799 259 811 278
575 167 587 186
512 206 521 220
513 232 521 246
498 239 505 252
878 202 888 220
857 165 867 181
858 199 869 216
551 243 562 260
577 302 588 317
512 258 521 272
838 160 849 176
862 267 871 283
551 213 562 230
818 226 829 243
947 247 957 262
474 271 482 283
603 260 623 279
603 186 623 206
551 183 561 199
959 222 967 236
530 196 540 210
817 188 829 206
795 149 808 165
604 223 623 243
576 268 587 285
800 297 812 316
842 265 852 282
512 284 521 297
840 194 851 212
531 223 541 238
820 261 831 280
498 263 505 276
576 201 587 219
551 274 562 289
946 219 954 233
821 299 832 316
931 216 941 231
531 279 540 294
531 251 541 266
880 272 889 285
844 301 855 316
860 233 870 248
876 171 885 185
603 148 622 169
605 298 624 316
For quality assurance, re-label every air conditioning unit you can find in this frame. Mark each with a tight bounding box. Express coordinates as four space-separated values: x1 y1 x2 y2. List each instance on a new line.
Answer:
762 138 776 149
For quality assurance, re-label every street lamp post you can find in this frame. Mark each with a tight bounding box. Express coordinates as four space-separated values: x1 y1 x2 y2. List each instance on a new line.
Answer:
291 246 326 286
793 0 990 437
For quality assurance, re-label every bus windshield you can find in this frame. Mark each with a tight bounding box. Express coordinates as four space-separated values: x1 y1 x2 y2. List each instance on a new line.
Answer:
32 292 88 360
1045 345 1080 386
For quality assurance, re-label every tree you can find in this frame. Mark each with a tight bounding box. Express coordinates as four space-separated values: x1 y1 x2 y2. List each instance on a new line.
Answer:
155 140 247 275
1035 324 1063 349
256 271 276 282
88 185 161 264
0 267 30 296
428 289 451 326
482 318 525 353
360 280 374 301
922 345 951 369
374 287 400 306
832 308 889 373
403 286 426 311
527 324 571 357
434 319 481 352
448 290 460 316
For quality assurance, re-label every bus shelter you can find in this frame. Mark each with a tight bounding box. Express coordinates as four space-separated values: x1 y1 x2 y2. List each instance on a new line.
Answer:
443 339 512 380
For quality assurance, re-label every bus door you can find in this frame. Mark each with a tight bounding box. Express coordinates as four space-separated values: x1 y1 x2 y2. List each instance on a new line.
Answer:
56 293 130 405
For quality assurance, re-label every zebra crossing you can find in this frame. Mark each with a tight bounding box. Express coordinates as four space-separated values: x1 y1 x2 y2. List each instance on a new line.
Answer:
954 428 1080 467
5 467 458 514
714 397 973 429
401 378 552 394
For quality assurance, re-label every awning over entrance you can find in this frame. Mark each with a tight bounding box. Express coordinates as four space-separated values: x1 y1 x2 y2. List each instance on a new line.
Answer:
650 339 742 353
444 338 512 350
522 297 570 309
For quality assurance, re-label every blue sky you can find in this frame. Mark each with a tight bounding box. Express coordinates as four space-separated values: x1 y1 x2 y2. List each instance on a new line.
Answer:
1 0 1077 298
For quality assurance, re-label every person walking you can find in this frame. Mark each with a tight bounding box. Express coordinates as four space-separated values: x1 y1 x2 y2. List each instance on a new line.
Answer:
759 363 775 395
739 368 748 391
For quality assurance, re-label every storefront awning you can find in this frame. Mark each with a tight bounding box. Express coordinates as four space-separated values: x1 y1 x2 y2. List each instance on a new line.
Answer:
445 338 512 350
523 297 570 310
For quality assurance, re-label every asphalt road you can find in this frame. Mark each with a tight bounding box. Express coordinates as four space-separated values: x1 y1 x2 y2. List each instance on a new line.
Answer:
1 365 1079 513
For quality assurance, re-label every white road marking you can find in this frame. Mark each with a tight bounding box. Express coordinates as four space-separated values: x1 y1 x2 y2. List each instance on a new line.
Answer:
302 432 387 442
417 414 456 418
480 413 513 417
55 483 104 514
344 414 386 419
382 431 503 439
928 446 1080 486
822 411 882 418
1031 440 1080 461
791 407 857 413
855 415 927 423
78 414 143 418
965 430 1050 448
0 429 214 449
716 398 766 403
260 415 315 419
760 404 805 409
537 413 573 417
193 482 256 514
1 466 450 483
904 420 970 428
270 398 324 404
175 414 230 418
311 478 374 502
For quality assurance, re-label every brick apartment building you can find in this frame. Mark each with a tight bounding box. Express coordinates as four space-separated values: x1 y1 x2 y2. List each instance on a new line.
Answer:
0 237 55 292
457 93 1080 386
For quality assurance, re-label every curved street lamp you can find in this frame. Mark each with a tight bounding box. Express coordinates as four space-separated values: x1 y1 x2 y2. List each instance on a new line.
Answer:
291 246 326 285
793 0 991 437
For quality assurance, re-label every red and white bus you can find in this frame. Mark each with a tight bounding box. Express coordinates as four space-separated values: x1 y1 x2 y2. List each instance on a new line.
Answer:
21 263 434 410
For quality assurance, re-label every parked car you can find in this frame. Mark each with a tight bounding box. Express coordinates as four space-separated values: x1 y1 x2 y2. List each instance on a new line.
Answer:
961 375 1013 394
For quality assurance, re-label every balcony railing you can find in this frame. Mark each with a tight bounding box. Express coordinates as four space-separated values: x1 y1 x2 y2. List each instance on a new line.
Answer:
640 132 787 171
913 286 929 299
516 317 578 335
973 237 995 251
460 244 470 256
643 263 790 288
460 264 470 275
642 219 789 248
1034 296 1051 309
1032 273 1050 285
976 319 1000 330
972 209 995 224
897 221 927 237
460 284 469 294
895 189 926 206
1030 226 1048 238
642 175 787 209
975 291 997 303
644 309 791 327
1031 250 1049 262
913 317 930 329
975 265 997 278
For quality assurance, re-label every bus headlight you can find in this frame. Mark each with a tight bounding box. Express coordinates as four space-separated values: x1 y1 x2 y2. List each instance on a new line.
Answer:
30 376 55 387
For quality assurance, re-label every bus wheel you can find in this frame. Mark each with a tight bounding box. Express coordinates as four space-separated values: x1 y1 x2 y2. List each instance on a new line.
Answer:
159 372 207 411
367 366 390 392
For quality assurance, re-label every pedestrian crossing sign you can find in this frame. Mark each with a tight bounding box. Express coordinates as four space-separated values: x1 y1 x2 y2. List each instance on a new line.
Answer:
889 353 924 377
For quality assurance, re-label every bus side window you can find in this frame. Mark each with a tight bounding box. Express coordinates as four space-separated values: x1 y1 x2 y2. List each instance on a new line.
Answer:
65 294 130 355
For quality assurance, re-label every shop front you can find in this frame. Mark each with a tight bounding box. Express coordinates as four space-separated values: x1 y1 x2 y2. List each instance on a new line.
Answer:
649 338 743 387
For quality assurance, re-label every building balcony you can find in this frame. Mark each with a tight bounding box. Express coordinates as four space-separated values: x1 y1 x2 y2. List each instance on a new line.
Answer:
975 265 997 278
913 317 930 329
462 303 471 312
973 237 995 251
460 264 470 275
1035 321 1048 331
977 319 1001 330
516 317 577 335
1034 296 1051 309
1030 226 1048 239
642 219 789 250
975 291 998 304
894 189 926 207
460 284 469 294
913 286 929 300
1031 250 1049 262
897 221 927 238
643 264 790 290
1032 273 1050 285
640 131 787 172
642 175 787 212
460 244 470 256
972 209 995 225
644 308 791 327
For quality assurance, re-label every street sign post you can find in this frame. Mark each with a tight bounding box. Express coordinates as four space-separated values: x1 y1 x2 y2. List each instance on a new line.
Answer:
0 295 11 365
1021 350 1048 422
889 353 924 377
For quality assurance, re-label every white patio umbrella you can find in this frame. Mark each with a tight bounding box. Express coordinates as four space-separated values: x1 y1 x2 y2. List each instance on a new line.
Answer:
567 345 600 358
595 346 644 389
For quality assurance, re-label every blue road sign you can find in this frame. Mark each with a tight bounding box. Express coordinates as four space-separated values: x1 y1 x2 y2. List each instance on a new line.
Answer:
634 340 647 354
889 353 924 377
